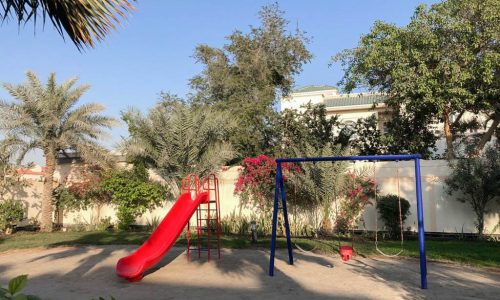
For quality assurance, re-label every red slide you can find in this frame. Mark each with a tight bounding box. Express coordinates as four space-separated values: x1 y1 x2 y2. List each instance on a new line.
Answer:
116 191 209 281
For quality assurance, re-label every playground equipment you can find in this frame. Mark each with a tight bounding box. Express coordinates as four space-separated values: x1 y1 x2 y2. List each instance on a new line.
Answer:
268 154 428 289
183 174 221 261
115 173 221 282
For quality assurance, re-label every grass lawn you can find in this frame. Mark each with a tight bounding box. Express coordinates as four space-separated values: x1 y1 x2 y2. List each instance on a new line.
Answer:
1 231 499 268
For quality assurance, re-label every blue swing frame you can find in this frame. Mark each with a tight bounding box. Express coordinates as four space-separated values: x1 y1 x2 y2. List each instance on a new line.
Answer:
268 154 428 289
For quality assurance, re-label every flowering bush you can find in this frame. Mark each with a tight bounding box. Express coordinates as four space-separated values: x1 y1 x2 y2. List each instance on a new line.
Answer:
53 167 111 213
335 172 377 233
234 155 301 211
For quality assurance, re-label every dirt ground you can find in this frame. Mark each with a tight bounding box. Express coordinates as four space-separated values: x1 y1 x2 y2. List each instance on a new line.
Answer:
0 246 499 300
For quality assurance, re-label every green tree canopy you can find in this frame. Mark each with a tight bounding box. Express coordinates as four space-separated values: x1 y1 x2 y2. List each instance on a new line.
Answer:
334 0 500 159
190 3 312 159
277 103 342 156
0 71 115 231
348 113 437 158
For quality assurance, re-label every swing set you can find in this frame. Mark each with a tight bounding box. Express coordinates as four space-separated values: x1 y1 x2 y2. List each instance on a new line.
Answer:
268 154 428 289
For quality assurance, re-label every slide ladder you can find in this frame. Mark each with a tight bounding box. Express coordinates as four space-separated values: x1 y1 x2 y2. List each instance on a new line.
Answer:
183 174 221 261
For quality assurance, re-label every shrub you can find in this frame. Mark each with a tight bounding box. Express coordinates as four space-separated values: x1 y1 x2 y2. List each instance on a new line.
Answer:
234 155 301 211
100 163 168 230
445 146 500 236
376 194 411 238
220 212 251 236
53 167 113 227
334 172 377 234
0 200 25 231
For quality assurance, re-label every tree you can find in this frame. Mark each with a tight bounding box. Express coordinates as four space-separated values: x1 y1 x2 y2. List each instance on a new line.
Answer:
348 115 387 156
277 103 340 155
190 3 312 158
0 71 115 232
290 143 353 235
122 94 236 198
333 0 500 159
348 113 437 158
1 0 134 49
445 146 500 236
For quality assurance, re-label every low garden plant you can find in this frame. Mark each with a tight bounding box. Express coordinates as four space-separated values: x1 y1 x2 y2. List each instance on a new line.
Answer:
376 194 411 239
0 199 25 233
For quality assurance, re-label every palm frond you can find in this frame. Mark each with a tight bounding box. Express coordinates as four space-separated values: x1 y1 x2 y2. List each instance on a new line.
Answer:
0 71 115 168
1 0 135 50
122 101 237 189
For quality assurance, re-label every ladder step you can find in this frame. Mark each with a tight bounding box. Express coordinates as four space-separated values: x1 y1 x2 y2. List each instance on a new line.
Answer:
188 247 218 251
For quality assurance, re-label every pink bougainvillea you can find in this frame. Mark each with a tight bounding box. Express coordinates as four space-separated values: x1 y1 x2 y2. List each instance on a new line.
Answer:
335 173 377 233
234 155 301 210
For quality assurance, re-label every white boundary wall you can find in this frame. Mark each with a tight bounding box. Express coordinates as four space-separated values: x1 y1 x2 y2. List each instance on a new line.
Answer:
10 160 500 234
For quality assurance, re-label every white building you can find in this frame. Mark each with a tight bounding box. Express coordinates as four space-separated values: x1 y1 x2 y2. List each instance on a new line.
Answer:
280 85 390 132
281 85 498 156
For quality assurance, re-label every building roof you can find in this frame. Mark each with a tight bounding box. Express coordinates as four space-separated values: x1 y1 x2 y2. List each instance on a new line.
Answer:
324 94 386 108
293 85 337 93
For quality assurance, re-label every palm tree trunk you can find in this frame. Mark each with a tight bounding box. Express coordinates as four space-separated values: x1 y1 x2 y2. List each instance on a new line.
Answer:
41 149 56 232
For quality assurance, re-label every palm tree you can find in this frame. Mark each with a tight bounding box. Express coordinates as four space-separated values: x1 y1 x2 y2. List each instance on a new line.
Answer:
290 143 352 235
122 97 237 198
0 71 116 232
1 0 134 49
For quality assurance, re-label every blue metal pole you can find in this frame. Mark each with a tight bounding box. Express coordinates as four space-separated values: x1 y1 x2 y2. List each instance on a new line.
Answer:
268 163 281 276
279 164 294 265
277 154 420 163
414 157 428 289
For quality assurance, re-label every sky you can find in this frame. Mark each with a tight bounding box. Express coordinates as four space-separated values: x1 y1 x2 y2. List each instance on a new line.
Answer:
0 0 438 165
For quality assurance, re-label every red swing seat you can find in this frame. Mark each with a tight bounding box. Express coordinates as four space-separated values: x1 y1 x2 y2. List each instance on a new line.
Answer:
339 245 353 261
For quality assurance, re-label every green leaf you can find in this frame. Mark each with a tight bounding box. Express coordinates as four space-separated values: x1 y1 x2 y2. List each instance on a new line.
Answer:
8 275 28 295
26 295 43 300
